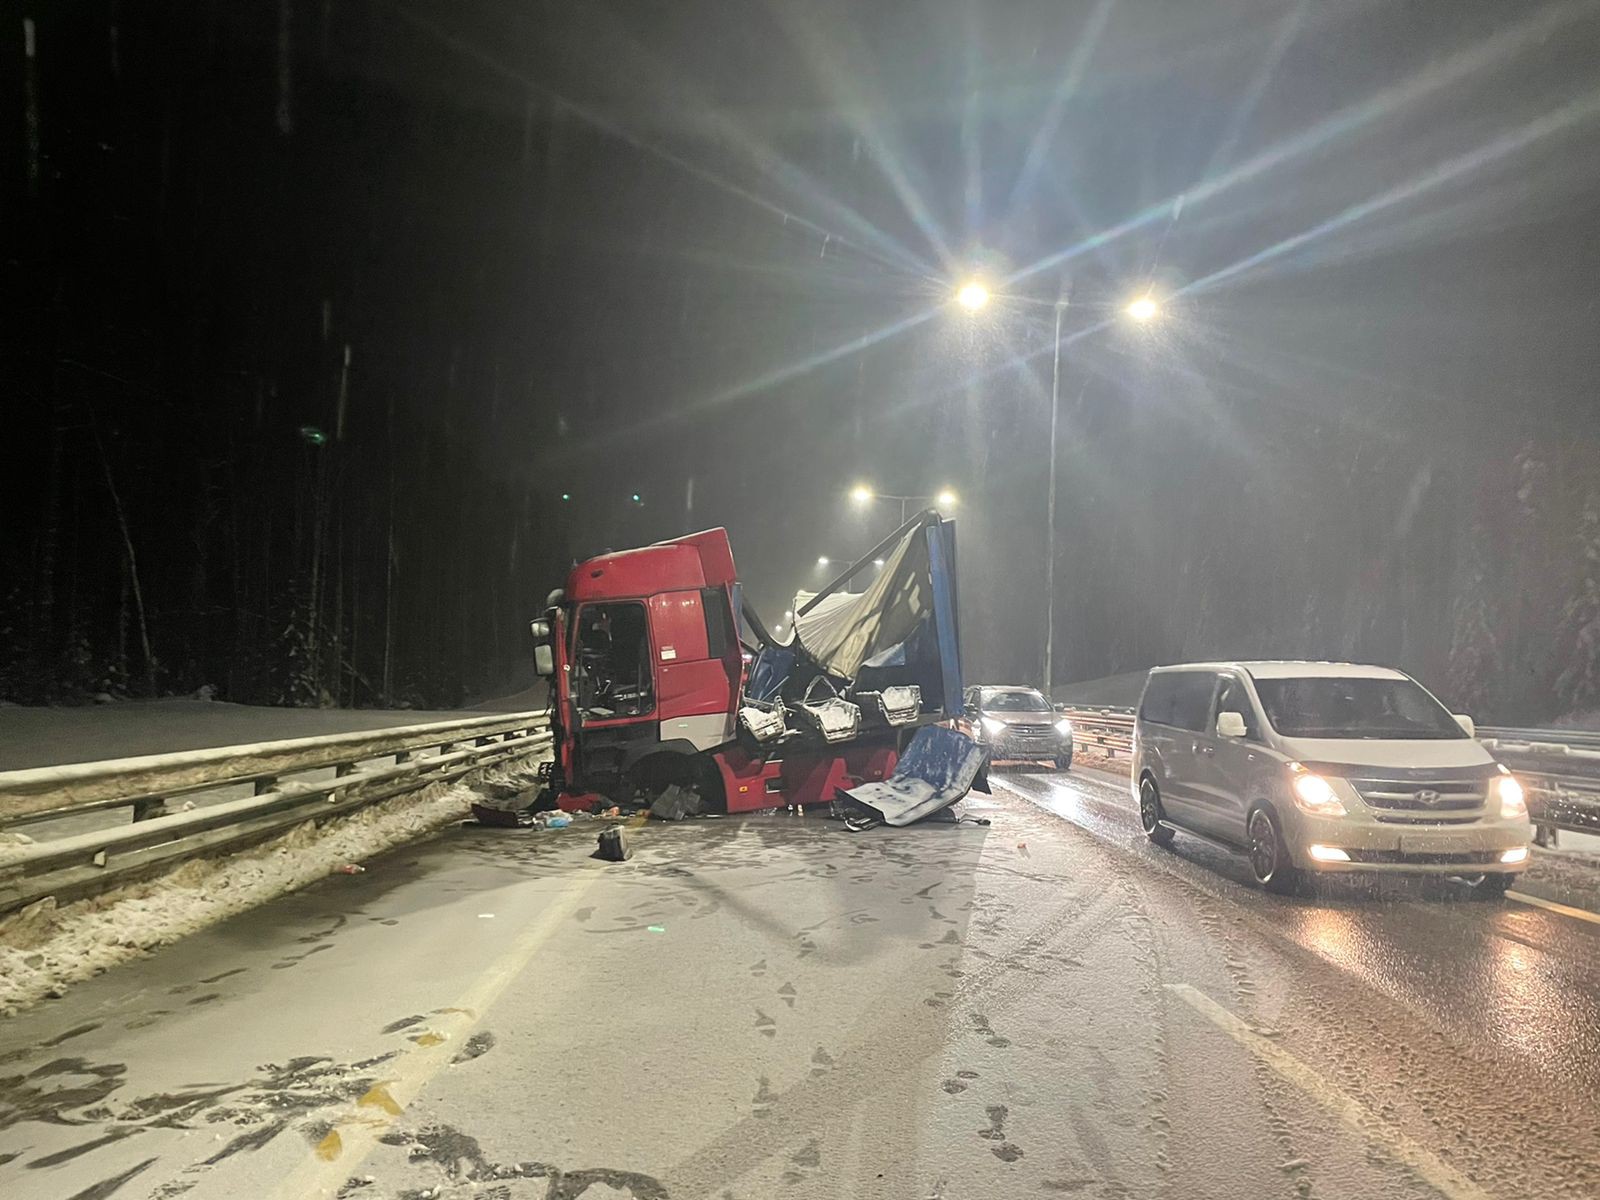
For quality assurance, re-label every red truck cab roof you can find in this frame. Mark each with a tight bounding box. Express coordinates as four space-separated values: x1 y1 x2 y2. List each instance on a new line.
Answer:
564 528 738 602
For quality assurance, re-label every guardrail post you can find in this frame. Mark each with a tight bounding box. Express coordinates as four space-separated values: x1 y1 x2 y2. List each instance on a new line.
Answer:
254 776 277 795
334 762 356 778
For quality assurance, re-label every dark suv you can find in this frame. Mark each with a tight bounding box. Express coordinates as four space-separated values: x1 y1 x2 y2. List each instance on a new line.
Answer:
962 685 1073 770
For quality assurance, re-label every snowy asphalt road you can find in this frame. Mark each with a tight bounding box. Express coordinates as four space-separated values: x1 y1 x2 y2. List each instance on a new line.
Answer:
3 770 1600 1198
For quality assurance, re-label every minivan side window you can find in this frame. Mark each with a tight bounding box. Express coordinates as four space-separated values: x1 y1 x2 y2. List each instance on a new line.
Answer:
1141 671 1216 732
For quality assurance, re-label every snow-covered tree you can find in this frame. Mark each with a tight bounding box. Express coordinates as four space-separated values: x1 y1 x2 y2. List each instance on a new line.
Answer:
1447 523 1501 716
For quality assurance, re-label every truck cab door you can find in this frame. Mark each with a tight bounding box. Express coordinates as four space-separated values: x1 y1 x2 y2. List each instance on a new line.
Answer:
649 588 741 751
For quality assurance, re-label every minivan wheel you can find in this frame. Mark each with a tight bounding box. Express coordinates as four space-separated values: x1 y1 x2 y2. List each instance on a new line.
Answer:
1138 777 1175 846
1248 807 1301 895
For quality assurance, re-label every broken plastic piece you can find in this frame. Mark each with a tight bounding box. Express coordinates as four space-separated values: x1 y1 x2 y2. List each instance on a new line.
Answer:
597 826 632 861
333 863 366 875
650 784 703 821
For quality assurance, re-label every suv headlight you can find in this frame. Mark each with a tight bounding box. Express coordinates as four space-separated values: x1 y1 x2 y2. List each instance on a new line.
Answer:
1055 718 1073 736
1493 773 1527 820
1289 763 1347 817
981 716 1006 736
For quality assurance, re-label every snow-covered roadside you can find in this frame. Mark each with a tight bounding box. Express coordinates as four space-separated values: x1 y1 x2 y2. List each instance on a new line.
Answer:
0 757 544 1017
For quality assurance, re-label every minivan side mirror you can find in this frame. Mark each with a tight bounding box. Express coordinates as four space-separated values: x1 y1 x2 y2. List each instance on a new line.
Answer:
1216 711 1247 739
533 643 555 677
1454 713 1476 738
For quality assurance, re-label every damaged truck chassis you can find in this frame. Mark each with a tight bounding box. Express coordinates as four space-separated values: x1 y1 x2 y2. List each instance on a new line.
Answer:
528 510 987 827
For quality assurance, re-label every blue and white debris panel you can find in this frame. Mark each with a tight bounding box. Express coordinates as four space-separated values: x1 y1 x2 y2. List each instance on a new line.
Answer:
842 725 989 826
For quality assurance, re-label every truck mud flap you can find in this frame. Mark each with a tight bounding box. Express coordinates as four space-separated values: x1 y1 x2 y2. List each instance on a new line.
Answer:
841 725 990 827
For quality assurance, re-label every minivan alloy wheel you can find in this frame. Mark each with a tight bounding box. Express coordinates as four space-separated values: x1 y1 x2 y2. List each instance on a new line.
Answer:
1248 807 1299 894
1139 777 1174 846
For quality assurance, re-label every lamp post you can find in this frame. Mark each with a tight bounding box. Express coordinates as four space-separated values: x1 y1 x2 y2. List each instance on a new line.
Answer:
953 279 1162 695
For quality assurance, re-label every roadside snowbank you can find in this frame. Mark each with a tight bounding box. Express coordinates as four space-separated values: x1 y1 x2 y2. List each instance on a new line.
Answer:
0 758 543 1017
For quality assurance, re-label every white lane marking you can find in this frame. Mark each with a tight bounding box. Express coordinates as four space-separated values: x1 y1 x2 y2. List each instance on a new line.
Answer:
267 871 603 1199
1508 890 1600 926
1163 983 1497 1200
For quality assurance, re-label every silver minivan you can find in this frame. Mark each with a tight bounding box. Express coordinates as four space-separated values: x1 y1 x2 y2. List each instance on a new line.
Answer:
1131 662 1531 894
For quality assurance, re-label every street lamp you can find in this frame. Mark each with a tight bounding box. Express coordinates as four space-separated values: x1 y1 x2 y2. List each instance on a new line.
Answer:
1040 292 1164 696
850 486 958 523
955 280 991 312
1125 295 1160 322
816 556 831 567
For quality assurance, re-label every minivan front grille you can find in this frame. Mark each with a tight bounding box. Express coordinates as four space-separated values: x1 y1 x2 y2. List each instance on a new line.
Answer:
1350 777 1484 814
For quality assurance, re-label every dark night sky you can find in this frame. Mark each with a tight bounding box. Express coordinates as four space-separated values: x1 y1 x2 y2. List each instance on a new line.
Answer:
4 0 1600 717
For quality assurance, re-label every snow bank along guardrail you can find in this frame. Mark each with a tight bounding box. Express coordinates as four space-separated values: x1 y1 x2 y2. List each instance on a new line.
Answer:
1062 709 1600 835
0 711 551 915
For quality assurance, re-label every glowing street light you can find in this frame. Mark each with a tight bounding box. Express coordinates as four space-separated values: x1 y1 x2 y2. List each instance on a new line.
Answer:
848 485 959 522
1125 295 1160 323
816 556 831 567
955 280 991 312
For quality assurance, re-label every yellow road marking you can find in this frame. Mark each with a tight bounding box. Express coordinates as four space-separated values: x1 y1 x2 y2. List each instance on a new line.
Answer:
1164 983 1498 1200
1507 890 1600 925
267 870 605 1199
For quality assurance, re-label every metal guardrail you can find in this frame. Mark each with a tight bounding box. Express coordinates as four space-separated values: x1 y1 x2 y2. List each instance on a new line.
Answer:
1062 707 1135 759
0 711 552 914
1060 708 1600 835
1478 727 1600 837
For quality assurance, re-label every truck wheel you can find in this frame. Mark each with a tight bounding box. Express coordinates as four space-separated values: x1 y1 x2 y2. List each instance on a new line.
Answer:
1248 806 1302 895
1138 777 1174 846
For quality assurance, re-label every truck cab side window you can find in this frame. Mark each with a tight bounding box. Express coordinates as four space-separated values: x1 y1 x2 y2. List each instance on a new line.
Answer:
574 602 655 720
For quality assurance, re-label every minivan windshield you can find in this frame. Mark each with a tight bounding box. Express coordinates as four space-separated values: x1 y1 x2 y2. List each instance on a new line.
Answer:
1253 676 1467 740
982 689 1052 712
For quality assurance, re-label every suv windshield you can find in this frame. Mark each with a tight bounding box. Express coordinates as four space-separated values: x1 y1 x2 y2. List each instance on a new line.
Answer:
983 689 1052 712
1253 676 1466 740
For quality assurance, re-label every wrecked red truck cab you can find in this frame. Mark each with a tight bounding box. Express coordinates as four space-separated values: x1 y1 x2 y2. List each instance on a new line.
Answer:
530 511 980 822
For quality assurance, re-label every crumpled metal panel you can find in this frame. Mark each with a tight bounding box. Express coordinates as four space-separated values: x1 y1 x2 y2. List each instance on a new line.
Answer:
843 725 988 826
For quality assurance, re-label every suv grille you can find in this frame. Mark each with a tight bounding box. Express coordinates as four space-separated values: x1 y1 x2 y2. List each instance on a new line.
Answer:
1350 777 1484 820
1004 723 1056 738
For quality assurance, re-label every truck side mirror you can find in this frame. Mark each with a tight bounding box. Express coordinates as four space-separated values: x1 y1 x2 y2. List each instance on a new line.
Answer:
533 644 555 677
1216 711 1247 739
1454 713 1475 738
529 619 551 642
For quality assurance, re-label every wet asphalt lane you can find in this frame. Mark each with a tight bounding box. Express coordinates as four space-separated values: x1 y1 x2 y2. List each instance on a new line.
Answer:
2 772 1600 1199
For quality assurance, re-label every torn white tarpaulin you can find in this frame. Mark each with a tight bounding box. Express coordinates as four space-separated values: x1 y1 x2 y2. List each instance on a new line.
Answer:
842 725 989 826
791 519 933 680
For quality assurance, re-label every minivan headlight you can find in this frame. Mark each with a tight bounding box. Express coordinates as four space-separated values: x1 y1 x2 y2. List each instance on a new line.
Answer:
1494 773 1527 820
1289 764 1347 817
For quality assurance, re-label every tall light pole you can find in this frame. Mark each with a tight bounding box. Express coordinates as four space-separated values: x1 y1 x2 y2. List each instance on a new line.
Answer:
1043 293 1161 698
1044 298 1065 699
